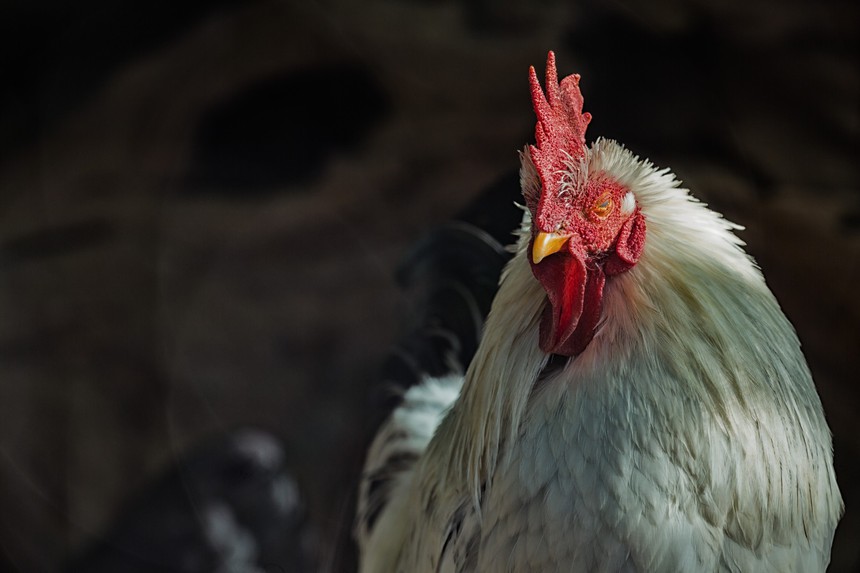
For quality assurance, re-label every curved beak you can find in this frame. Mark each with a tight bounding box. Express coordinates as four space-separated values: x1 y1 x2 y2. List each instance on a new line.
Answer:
532 231 573 264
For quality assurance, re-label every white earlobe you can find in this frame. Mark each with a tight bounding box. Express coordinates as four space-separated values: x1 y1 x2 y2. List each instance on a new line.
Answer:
621 192 636 215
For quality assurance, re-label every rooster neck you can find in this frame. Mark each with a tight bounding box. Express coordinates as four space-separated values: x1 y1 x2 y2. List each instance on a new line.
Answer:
425 138 840 539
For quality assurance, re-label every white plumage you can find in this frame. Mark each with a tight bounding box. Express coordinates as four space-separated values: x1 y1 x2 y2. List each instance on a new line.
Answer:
355 56 841 573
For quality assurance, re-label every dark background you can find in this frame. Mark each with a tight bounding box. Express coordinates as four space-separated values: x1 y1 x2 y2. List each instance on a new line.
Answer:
1 0 857 571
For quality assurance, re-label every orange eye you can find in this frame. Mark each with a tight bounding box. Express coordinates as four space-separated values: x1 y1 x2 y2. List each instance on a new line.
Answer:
592 193 614 219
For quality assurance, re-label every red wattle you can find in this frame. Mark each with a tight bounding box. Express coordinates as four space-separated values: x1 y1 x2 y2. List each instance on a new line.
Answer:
562 264 605 356
535 253 586 354
531 250 606 357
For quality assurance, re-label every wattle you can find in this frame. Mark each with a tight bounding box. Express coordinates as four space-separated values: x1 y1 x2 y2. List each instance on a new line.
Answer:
532 252 606 357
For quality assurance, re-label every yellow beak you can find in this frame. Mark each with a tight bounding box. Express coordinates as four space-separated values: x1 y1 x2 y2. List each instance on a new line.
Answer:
532 231 573 264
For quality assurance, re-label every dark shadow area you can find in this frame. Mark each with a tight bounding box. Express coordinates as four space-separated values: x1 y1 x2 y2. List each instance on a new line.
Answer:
185 64 390 194
0 0 244 162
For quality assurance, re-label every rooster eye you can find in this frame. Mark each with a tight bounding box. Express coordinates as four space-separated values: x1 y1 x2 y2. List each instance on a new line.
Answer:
592 193 614 219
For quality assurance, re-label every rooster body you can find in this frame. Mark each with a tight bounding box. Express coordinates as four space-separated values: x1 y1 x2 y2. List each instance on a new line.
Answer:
356 54 841 572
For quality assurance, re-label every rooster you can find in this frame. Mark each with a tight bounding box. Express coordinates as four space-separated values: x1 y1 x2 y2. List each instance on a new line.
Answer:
355 52 842 572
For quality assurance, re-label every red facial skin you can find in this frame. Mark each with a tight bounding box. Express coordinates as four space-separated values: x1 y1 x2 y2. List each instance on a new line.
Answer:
529 178 646 356
525 52 646 357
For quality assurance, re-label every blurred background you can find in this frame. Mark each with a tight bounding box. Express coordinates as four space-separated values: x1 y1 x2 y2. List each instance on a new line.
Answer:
0 0 857 571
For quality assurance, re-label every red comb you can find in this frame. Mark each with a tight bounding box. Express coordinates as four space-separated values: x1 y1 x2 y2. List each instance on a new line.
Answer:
528 51 592 227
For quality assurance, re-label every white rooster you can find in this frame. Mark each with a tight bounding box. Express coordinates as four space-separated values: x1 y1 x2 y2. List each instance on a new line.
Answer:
355 51 842 572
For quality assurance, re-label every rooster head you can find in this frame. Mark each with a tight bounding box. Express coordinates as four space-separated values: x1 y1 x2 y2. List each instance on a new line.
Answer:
522 51 647 357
